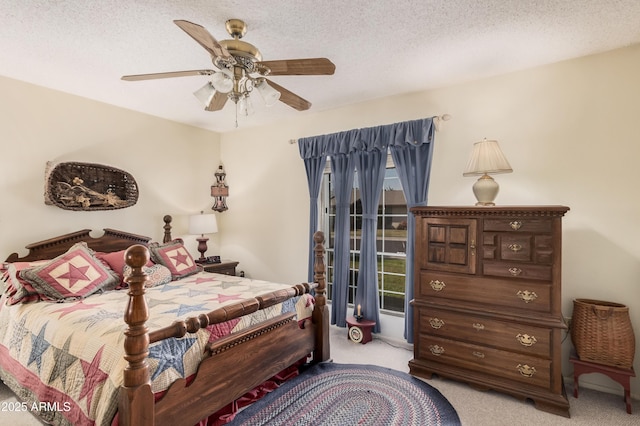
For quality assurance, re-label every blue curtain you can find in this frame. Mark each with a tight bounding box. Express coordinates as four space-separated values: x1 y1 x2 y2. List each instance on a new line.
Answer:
298 144 326 282
352 126 390 332
298 117 436 340
389 119 436 343
329 153 355 327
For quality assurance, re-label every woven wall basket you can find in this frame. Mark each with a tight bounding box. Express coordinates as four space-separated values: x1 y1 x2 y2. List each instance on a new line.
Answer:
571 298 636 369
44 161 138 211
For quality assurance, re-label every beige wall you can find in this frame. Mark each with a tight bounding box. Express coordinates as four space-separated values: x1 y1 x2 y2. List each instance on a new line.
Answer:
1 43 639 398
221 44 640 396
0 76 221 259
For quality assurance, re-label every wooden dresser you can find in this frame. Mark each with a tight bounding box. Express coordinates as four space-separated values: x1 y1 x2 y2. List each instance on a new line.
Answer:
409 206 570 417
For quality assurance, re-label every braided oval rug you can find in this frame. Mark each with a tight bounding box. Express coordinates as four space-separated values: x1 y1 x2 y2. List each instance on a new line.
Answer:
231 363 461 426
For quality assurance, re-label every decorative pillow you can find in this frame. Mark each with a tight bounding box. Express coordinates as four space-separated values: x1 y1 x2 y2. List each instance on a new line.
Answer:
97 250 154 283
2 261 51 305
20 242 120 301
148 240 200 279
123 264 172 288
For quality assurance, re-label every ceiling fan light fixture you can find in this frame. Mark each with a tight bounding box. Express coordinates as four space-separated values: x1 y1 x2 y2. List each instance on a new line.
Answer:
193 82 216 106
238 95 254 116
256 80 281 107
210 69 233 93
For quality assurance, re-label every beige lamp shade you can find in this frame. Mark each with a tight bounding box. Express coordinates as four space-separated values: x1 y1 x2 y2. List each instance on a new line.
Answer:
463 139 513 206
463 139 513 176
189 213 218 235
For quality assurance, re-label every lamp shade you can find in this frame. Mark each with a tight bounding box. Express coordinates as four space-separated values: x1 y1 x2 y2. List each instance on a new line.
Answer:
256 80 281 106
193 82 216 106
463 139 513 176
189 213 218 235
210 68 233 93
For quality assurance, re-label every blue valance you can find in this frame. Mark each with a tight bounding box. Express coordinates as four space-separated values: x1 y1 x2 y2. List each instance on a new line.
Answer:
298 117 435 159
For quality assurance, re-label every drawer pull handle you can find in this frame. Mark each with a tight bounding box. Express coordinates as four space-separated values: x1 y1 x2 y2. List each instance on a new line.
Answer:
510 220 523 230
517 290 538 303
472 323 485 331
429 318 445 329
472 351 485 359
516 333 538 347
429 280 446 291
429 345 445 356
508 243 523 252
508 267 522 276
517 364 537 378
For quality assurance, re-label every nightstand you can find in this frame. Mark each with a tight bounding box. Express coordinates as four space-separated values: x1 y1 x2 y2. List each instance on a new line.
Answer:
199 260 239 276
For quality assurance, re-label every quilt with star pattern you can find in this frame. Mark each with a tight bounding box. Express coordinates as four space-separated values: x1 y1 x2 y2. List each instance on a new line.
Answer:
0 271 302 426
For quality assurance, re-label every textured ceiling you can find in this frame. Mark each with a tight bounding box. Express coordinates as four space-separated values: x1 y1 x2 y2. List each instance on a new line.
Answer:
2 0 640 133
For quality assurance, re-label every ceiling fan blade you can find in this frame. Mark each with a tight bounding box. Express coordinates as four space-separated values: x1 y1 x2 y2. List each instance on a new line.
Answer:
258 58 335 76
121 70 214 81
265 79 312 111
206 91 228 111
173 20 235 66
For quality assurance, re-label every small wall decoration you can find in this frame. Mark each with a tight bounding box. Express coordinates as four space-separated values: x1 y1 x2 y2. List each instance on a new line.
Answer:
44 161 139 211
211 164 229 212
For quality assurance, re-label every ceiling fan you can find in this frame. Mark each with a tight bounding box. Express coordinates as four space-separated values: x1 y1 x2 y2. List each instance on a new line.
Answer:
122 19 335 115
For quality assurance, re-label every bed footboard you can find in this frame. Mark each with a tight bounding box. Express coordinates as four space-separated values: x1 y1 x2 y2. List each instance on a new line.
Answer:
118 231 328 426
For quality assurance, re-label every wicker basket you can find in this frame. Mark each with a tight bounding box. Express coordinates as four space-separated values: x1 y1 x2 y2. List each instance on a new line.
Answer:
571 299 635 369
44 161 138 211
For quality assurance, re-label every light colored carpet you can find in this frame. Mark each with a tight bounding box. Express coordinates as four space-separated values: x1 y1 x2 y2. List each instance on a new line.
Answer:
1 325 637 425
329 325 638 425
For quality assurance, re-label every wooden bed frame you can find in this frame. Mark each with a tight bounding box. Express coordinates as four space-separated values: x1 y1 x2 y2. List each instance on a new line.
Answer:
5 216 330 426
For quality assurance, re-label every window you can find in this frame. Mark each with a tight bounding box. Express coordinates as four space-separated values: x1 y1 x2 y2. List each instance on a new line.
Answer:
320 156 407 314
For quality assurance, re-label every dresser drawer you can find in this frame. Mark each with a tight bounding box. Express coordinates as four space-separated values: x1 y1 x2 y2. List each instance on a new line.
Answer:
418 307 551 357
483 233 554 265
483 218 552 233
417 335 551 389
483 261 552 281
418 271 552 314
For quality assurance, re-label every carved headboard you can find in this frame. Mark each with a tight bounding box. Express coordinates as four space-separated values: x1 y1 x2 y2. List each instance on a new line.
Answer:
4 215 175 263
5 229 152 263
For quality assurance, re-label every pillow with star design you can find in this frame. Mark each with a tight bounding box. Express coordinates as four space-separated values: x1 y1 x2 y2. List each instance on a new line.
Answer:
148 239 200 280
20 242 120 301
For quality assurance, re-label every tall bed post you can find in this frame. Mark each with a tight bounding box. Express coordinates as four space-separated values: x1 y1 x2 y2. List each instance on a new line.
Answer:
162 215 173 243
312 231 330 362
119 245 154 426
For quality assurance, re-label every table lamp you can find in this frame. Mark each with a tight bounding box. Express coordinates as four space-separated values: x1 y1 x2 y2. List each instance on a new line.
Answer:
463 138 513 206
189 211 218 262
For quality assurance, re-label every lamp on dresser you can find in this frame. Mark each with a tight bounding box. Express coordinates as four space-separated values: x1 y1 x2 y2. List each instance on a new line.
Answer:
188 211 218 263
463 138 513 206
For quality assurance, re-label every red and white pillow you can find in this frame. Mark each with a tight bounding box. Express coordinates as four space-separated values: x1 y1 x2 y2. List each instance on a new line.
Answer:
148 239 200 280
96 249 154 286
19 242 120 302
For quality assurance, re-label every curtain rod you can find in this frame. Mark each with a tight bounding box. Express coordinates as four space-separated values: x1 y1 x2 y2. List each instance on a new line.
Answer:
288 114 451 144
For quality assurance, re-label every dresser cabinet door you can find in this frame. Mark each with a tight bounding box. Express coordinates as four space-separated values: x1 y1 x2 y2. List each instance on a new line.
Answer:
417 218 477 274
